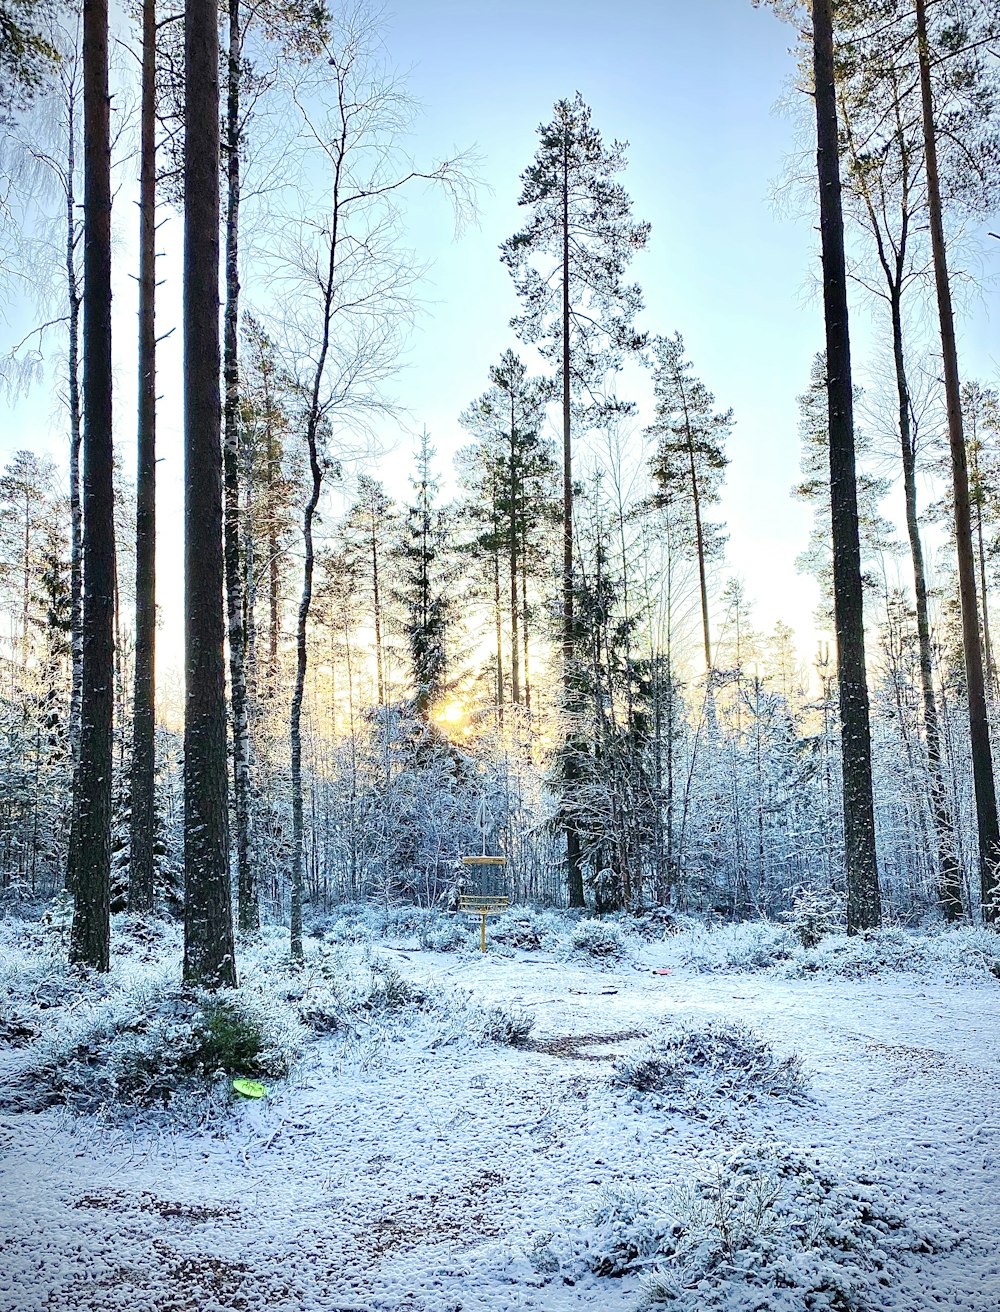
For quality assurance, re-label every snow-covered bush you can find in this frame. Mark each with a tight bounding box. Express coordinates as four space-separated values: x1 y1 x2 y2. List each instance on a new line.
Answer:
787 926 1000 981
490 907 562 951
568 1143 948 1309
364 959 428 1012
669 920 796 973
568 918 629 960
474 1002 535 1047
421 915 474 953
785 886 843 948
21 974 303 1112
611 1019 807 1105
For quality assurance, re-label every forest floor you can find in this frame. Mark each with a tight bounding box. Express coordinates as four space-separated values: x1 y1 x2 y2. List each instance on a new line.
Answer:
2 916 1000 1311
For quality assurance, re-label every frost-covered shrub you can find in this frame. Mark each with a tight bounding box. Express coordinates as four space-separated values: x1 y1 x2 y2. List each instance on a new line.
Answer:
630 907 686 942
490 907 562 951
571 1143 949 1310
21 976 302 1112
670 921 796 973
474 1002 535 1047
785 925 1000 981
785 886 843 949
421 915 474 953
568 919 629 960
364 960 428 1012
611 1019 807 1105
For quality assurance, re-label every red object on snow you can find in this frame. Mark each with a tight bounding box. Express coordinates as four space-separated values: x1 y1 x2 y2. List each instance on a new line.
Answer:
652 968 672 975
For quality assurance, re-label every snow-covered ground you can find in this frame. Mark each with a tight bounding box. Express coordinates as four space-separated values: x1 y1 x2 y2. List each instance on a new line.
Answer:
2 916 999 1312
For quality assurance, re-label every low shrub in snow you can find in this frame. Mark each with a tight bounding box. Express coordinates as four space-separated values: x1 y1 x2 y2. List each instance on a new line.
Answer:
364 959 428 1012
20 974 303 1112
667 920 797 974
489 907 562 952
474 1001 535 1046
561 1143 948 1310
787 925 1000 981
420 915 475 953
568 919 629 960
610 1019 807 1106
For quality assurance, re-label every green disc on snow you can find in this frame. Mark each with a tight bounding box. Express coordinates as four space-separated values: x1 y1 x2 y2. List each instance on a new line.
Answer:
232 1078 266 1099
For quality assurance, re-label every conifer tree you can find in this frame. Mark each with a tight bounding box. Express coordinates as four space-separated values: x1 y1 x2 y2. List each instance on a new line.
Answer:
502 92 649 906
182 0 237 987
398 433 453 722
458 350 557 715
811 0 881 932
646 333 730 673
70 0 115 971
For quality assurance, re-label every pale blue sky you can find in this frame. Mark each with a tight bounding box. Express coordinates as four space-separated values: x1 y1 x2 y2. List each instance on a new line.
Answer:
2 0 998 687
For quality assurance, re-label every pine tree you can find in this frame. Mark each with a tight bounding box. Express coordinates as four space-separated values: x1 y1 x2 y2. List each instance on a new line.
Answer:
811 0 881 933
69 0 115 971
182 0 237 988
128 0 157 913
646 333 730 673
458 350 558 717
398 433 453 722
502 92 649 906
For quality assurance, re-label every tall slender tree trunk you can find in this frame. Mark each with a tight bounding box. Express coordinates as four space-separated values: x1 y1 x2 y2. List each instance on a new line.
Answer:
70 0 115 971
290 429 322 964
509 396 521 706
267 421 279 691
223 0 255 935
493 531 504 728
128 0 157 913
65 81 83 896
915 0 1000 923
889 294 964 918
183 0 237 988
370 503 385 706
561 143 584 907
969 436 996 696
682 405 712 672
290 140 343 961
812 0 881 933
521 557 530 715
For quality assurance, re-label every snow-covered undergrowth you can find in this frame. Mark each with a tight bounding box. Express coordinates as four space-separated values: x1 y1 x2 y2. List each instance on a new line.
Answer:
786 925 1000 981
544 1143 950 1310
0 915 537 1116
610 1019 808 1107
651 919 798 973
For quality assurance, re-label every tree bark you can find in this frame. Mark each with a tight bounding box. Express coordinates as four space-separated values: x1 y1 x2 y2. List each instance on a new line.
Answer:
561 140 584 908
915 0 1000 923
128 0 157 914
70 0 115 971
223 0 255 935
812 0 881 933
183 0 237 987
65 70 83 896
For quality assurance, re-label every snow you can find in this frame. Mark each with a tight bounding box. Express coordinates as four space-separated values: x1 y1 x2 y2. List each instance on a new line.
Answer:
2 916 1000 1311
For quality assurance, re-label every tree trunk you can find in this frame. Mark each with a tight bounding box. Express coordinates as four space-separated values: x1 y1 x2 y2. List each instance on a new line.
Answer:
128 0 157 914
70 0 115 971
812 0 881 933
183 0 237 988
65 79 83 896
915 0 1000 923
223 0 255 935
561 140 584 908
370 501 385 706
290 431 322 964
888 293 964 917
509 394 520 706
